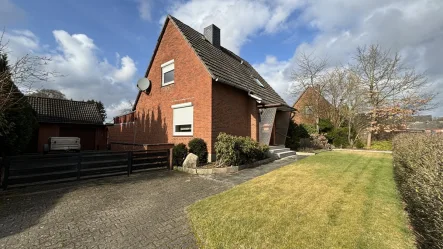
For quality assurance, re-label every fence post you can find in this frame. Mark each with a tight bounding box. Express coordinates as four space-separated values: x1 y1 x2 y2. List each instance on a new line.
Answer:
77 153 82 180
127 151 133 176
2 157 10 190
168 148 173 170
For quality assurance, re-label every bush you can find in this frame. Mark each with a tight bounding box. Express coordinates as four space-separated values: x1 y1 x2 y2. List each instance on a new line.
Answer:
393 133 443 249
318 119 334 133
370 140 392 151
172 143 188 166
285 120 310 150
310 134 331 149
326 127 349 148
188 138 208 165
214 133 269 166
355 139 365 149
301 124 317 135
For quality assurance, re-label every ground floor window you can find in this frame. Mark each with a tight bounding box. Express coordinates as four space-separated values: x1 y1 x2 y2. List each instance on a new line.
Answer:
171 102 193 136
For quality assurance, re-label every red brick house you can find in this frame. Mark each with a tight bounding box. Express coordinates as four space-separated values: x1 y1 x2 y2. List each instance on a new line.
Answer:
27 96 107 152
109 15 293 161
292 87 332 125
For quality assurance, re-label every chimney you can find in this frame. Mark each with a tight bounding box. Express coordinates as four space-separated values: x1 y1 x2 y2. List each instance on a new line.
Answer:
204 24 220 48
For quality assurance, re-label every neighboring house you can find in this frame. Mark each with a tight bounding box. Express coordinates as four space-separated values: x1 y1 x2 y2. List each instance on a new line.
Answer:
27 96 107 152
292 87 332 125
108 15 293 161
406 116 443 133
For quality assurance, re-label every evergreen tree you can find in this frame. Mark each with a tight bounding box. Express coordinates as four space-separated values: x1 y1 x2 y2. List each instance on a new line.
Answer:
0 53 38 156
86 100 107 122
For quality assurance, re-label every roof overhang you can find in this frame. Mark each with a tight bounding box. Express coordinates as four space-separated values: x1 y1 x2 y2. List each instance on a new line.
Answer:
257 103 295 112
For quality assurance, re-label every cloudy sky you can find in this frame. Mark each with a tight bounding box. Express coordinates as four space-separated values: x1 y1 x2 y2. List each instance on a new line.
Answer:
1 0 442 119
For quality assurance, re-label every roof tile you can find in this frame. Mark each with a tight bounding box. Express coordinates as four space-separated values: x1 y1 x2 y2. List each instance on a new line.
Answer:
168 15 288 106
26 96 103 125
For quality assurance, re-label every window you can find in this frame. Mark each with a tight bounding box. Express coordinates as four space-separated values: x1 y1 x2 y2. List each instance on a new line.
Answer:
304 106 313 115
172 102 193 136
254 78 265 87
161 59 174 86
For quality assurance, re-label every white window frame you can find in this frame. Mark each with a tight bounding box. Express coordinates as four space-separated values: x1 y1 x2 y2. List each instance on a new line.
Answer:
304 105 314 115
172 102 193 136
161 59 175 86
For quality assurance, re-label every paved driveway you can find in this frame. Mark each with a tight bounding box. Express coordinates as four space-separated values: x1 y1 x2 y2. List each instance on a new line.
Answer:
0 156 303 249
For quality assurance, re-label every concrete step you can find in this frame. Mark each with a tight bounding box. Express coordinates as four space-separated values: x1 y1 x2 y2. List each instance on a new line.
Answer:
275 150 297 159
269 148 290 154
269 145 285 150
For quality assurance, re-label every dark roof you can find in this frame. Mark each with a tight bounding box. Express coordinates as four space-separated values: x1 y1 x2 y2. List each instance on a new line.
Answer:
133 15 288 110
409 115 433 122
407 120 443 130
27 96 103 125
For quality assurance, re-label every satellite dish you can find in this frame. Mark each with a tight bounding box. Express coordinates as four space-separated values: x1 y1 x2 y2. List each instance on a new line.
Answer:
137 78 151 92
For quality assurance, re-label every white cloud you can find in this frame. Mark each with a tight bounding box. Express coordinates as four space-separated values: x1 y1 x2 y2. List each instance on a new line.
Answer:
246 0 443 116
253 55 293 105
3 29 138 118
113 56 137 83
106 100 134 121
167 0 301 54
137 0 152 21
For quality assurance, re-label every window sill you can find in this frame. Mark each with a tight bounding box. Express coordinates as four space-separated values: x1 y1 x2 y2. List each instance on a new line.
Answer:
173 134 193 137
162 81 174 87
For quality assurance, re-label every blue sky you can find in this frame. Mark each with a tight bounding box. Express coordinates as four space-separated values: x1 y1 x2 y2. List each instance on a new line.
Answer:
1 0 442 118
9 0 313 69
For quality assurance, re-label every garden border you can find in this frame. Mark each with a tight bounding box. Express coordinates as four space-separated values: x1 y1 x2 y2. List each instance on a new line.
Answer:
174 157 276 175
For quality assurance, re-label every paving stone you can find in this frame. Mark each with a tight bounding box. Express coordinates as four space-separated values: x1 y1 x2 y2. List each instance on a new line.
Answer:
0 156 304 248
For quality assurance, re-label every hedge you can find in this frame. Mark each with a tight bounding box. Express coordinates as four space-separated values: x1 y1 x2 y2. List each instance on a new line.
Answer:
214 133 269 166
393 133 442 249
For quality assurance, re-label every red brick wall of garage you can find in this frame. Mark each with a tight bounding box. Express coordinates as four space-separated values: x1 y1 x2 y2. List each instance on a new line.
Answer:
37 123 59 152
211 81 259 149
108 19 213 153
36 123 107 152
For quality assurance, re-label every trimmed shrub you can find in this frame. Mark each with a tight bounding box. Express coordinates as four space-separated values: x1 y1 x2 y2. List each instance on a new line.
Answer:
188 138 208 165
215 133 269 166
370 140 392 151
172 143 188 166
285 120 310 150
393 133 443 249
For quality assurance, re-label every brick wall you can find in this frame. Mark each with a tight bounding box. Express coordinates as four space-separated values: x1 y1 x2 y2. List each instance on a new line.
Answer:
292 87 331 125
108 19 213 153
211 82 259 149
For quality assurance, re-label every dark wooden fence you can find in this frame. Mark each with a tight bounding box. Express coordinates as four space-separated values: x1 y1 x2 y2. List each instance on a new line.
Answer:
1 149 172 189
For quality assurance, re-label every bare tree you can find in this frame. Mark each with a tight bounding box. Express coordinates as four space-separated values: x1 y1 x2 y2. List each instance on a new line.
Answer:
322 67 367 147
119 100 134 115
28 89 66 99
322 67 347 128
0 30 58 115
352 44 435 147
291 51 328 133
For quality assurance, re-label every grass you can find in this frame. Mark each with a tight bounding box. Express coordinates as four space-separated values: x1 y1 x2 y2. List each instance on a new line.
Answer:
187 151 415 249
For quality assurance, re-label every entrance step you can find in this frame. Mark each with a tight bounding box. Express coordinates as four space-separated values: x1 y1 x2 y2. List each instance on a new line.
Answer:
269 145 296 159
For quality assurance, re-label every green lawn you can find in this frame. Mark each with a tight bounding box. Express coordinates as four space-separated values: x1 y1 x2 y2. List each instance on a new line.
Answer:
188 151 416 249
